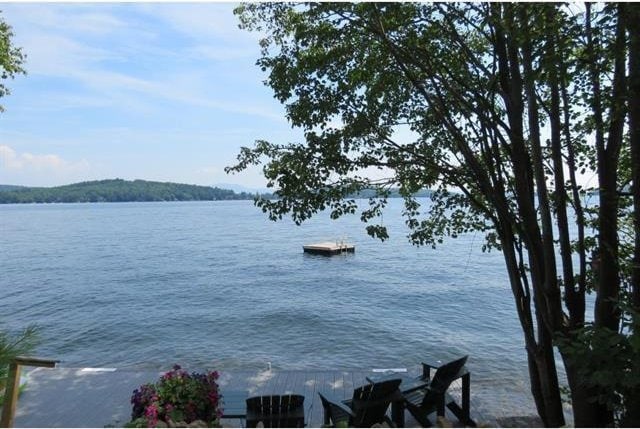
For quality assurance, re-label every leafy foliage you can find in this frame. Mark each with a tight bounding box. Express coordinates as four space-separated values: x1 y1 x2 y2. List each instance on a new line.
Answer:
229 3 640 426
557 309 640 426
0 324 40 394
228 3 493 244
0 11 26 112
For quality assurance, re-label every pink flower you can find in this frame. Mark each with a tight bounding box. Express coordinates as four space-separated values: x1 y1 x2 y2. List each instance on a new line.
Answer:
145 403 159 427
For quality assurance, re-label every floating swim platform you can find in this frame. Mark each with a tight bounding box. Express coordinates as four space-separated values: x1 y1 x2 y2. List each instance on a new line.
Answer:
303 241 355 256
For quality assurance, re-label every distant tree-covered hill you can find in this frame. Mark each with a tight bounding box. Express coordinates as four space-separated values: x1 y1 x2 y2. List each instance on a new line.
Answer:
0 179 272 204
0 184 26 192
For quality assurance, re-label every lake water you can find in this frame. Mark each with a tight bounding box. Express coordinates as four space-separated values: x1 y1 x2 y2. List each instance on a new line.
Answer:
1 199 530 383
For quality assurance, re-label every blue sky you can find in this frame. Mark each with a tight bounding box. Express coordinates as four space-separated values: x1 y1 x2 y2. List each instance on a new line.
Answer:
1 3 599 191
0 3 302 188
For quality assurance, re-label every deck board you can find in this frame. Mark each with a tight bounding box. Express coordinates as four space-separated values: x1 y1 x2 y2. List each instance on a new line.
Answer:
307 371 323 427
275 369 289 395
301 372 318 425
10 367 546 428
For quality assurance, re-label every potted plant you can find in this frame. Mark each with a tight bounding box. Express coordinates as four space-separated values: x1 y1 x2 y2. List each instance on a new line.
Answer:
127 365 223 428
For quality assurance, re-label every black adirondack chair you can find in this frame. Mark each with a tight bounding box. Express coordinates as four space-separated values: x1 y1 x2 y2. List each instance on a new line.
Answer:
404 355 476 427
245 394 305 428
318 378 402 427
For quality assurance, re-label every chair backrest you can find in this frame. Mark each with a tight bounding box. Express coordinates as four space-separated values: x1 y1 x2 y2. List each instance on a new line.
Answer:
420 356 468 408
246 394 305 428
350 378 401 427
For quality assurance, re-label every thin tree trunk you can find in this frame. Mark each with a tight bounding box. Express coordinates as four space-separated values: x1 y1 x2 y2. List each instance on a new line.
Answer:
543 7 577 325
490 5 565 426
540 13 601 423
583 5 625 426
560 60 586 327
595 6 625 332
520 5 564 334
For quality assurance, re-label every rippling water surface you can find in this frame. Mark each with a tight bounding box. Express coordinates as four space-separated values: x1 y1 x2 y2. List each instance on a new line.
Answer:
2 199 529 382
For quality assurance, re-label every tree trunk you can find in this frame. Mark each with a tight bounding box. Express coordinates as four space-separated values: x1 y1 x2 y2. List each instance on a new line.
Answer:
563 357 612 427
559 57 586 327
627 2 640 312
543 7 578 325
490 5 566 426
534 330 565 427
594 3 625 333
501 230 565 427
520 5 564 336
624 4 640 424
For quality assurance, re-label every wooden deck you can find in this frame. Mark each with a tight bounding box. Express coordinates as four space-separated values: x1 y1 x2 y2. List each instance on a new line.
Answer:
8 366 549 427
303 242 355 255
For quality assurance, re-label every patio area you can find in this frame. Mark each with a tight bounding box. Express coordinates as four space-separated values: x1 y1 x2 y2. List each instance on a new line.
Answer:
8 366 555 427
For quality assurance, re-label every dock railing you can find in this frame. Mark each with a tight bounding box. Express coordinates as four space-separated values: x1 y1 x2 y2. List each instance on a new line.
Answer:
1 356 58 428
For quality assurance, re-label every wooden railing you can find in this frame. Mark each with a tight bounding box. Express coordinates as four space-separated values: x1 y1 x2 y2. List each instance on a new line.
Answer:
1 356 58 428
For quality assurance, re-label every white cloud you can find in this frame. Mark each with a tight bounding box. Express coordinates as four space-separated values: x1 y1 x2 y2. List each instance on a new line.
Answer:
187 45 255 62
5 4 282 122
0 3 293 187
0 145 91 185
7 4 127 36
60 11 128 36
19 33 119 77
135 3 257 44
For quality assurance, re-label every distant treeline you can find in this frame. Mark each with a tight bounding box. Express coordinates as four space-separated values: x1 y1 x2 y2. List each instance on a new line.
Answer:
0 180 434 204
0 179 273 204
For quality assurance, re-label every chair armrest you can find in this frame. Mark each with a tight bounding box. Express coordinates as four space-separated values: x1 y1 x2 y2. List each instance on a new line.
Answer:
421 362 469 380
318 391 349 408
317 391 355 425
421 362 434 380
329 400 356 418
